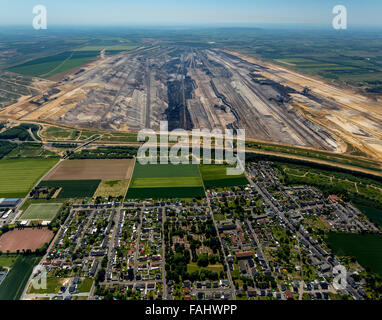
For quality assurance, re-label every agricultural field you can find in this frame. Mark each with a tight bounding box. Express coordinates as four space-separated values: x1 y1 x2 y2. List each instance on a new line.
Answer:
0 255 41 300
7 51 100 78
126 163 205 199
0 158 58 198
93 179 130 198
355 205 382 227
43 159 135 181
19 203 62 222
75 44 139 52
326 233 382 276
38 180 101 199
224 29 382 95
199 165 249 189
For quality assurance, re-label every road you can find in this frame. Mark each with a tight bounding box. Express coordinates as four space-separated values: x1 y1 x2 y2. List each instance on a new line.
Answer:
204 191 237 299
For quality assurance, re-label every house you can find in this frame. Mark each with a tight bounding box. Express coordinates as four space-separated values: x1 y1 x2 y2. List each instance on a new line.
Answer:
328 195 341 203
235 251 253 259
69 284 76 294
247 288 257 297
285 290 294 300
238 260 247 274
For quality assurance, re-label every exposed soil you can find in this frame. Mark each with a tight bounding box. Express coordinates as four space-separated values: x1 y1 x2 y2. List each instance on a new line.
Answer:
0 228 54 252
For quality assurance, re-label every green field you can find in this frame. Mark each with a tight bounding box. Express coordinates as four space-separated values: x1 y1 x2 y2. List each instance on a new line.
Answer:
130 176 202 188
38 180 101 198
326 233 382 276
0 158 58 198
7 51 100 78
126 187 205 199
0 255 40 300
132 163 201 178
20 203 62 221
200 165 249 189
126 163 205 199
75 45 138 52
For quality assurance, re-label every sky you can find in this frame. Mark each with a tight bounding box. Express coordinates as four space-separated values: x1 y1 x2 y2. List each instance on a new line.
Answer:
0 0 382 27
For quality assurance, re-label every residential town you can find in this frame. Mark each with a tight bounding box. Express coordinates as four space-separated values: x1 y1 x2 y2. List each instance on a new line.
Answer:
20 161 380 301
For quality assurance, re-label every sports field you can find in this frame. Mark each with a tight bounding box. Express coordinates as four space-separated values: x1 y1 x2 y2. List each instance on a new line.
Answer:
19 203 62 222
199 165 249 189
44 159 134 181
0 158 58 198
38 180 101 198
326 233 382 276
0 228 54 252
126 163 205 199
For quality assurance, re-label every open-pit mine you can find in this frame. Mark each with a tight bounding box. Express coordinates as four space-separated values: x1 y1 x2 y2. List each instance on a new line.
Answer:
1 45 382 160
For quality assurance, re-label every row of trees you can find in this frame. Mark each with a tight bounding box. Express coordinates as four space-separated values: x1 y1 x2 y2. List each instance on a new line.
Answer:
0 123 40 141
70 146 138 159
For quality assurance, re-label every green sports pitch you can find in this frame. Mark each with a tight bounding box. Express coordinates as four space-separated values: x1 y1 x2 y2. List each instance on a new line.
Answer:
19 203 62 221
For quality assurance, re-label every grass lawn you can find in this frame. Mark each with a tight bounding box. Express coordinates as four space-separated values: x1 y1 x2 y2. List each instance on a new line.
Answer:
187 262 224 274
20 203 62 221
28 277 62 294
326 233 382 276
0 158 58 198
213 214 226 222
44 126 78 140
78 278 93 293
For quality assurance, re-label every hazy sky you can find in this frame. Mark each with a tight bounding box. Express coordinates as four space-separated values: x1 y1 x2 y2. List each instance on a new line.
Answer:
1 0 382 27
